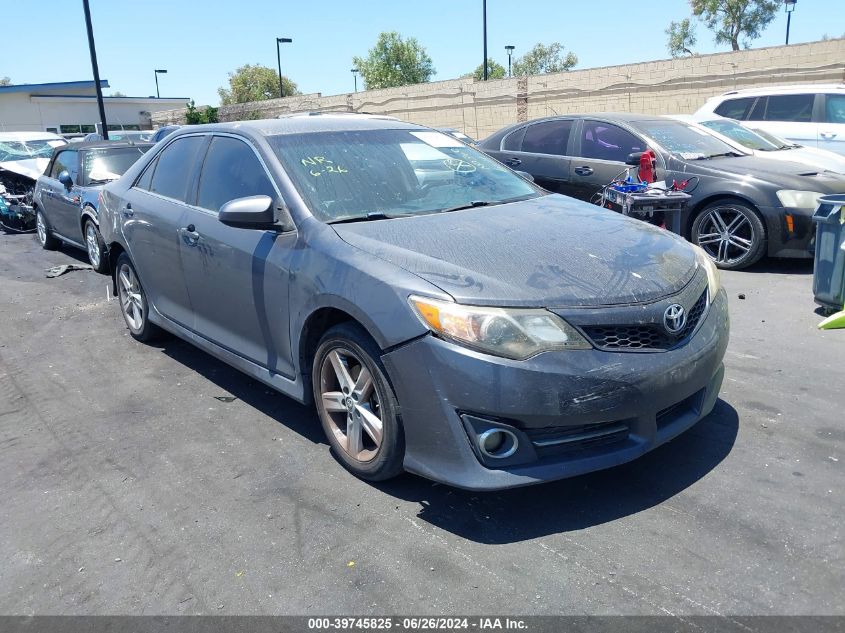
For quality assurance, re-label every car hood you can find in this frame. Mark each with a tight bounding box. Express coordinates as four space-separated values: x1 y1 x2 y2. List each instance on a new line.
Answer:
675 155 845 192
0 158 48 181
332 195 698 307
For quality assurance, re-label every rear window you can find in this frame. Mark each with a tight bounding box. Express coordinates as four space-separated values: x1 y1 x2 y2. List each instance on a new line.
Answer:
713 97 756 120
521 120 573 156
748 94 815 123
82 146 149 186
826 94 845 124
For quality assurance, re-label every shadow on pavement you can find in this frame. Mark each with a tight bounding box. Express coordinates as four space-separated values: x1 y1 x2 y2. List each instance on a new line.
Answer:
375 399 739 544
742 258 813 275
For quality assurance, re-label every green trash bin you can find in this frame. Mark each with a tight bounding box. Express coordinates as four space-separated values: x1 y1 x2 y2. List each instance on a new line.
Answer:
812 194 845 312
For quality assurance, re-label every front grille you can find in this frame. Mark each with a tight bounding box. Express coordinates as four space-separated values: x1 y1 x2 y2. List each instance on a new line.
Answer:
582 290 708 352
525 420 630 457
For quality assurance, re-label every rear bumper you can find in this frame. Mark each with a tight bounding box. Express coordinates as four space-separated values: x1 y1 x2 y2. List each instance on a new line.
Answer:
382 289 730 490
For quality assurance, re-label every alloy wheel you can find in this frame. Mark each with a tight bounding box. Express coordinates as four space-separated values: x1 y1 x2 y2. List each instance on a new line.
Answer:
36 212 47 245
695 206 755 266
85 223 100 268
117 263 145 331
318 348 383 462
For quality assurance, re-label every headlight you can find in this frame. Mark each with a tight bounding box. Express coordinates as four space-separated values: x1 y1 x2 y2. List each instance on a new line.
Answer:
692 245 721 298
409 295 591 360
776 190 824 209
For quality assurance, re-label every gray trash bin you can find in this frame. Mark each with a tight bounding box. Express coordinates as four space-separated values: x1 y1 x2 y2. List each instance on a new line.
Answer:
812 194 845 312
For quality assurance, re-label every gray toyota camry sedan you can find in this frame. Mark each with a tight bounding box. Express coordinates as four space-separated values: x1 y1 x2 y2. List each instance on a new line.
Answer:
99 115 729 490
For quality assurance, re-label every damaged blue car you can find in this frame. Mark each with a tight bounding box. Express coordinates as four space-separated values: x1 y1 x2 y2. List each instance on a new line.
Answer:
99 115 729 490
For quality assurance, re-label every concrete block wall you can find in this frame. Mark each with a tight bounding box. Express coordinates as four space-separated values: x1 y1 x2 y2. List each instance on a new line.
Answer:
153 38 845 139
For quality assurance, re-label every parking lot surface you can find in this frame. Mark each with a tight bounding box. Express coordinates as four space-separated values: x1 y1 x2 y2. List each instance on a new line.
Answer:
0 231 842 616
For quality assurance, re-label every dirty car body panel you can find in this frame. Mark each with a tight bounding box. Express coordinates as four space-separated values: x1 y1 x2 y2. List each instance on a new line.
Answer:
99 116 729 490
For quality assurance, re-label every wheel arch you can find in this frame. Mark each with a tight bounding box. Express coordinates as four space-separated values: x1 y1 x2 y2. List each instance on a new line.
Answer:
685 193 764 238
80 204 98 235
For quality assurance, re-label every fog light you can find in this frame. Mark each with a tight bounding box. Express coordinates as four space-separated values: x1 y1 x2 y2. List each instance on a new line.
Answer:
477 429 518 459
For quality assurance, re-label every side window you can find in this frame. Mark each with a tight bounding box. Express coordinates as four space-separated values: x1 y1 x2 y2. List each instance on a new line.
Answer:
579 122 644 163
825 94 845 124
196 136 277 212
134 155 158 191
752 94 815 122
50 150 78 182
714 97 756 120
502 127 527 151
521 120 573 156
149 136 206 202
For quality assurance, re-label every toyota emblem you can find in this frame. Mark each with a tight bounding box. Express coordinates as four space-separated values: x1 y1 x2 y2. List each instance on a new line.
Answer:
663 304 687 334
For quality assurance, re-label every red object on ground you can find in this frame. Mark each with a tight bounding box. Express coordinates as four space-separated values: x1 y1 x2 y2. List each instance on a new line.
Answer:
638 149 656 183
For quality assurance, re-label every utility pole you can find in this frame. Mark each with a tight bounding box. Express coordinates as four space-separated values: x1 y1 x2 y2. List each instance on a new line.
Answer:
276 37 293 98
784 0 797 45
482 0 488 80
82 0 108 139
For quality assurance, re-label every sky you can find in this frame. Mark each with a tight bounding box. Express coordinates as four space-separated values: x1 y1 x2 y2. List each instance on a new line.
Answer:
3 0 843 107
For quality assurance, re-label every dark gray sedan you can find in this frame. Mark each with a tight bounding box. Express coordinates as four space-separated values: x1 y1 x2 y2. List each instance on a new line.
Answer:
478 113 845 270
99 116 729 490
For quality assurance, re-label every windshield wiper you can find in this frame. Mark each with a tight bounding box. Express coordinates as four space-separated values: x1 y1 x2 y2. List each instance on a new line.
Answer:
438 200 491 214
327 211 407 225
694 151 744 160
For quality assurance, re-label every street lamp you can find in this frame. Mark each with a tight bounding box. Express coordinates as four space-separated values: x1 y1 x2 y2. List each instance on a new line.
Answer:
351 68 359 93
276 37 293 98
482 0 488 80
154 69 167 98
784 0 797 45
505 45 515 78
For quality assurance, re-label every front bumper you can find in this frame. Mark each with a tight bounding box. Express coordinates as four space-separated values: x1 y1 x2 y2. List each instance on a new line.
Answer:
762 205 815 259
382 288 730 490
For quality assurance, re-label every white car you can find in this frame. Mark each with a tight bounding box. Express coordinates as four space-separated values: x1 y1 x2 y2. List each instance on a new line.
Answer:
671 114 845 175
695 84 845 156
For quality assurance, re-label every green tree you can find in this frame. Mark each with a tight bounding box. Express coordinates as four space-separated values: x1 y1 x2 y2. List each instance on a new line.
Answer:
465 58 507 81
666 18 698 57
0 77 11 86
352 31 435 90
690 0 779 51
512 42 577 76
185 100 219 125
217 64 299 105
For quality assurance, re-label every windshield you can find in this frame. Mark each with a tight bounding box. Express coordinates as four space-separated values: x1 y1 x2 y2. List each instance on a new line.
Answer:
748 126 795 148
699 119 780 151
0 138 66 162
633 120 739 159
268 129 540 223
82 146 150 185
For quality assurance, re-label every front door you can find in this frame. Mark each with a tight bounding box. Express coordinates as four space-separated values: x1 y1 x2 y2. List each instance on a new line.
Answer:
43 148 81 239
178 134 296 378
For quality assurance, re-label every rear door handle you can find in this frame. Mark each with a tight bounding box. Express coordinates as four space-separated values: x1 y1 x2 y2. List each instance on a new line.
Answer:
180 224 200 245
121 203 134 218
820 132 838 140
505 157 522 167
574 166 594 176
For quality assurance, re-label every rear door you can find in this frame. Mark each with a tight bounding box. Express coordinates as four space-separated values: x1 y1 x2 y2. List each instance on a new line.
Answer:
819 93 845 156
122 134 207 329
745 93 820 147
568 120 648 202
178 134 297 377
494 119 574 194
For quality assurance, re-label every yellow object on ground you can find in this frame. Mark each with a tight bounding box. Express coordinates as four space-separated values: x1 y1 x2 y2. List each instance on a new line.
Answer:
819 308 845 330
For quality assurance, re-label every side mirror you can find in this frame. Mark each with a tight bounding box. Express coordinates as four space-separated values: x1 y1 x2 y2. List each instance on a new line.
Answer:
58 170 74 189
218 195 294 231
625 152 644 167
515 170 535 183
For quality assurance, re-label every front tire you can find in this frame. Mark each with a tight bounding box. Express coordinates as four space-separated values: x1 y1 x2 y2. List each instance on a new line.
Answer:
691 199 766 270
84 219 109 274
312 322 405 482
115 253 161 342
36 210 59 250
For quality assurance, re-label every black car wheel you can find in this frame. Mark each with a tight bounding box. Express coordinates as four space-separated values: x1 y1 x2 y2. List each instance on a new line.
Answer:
312 322 405 482
84 219 109 274
115 253 161 342
36 210 59 250
691 199 766 270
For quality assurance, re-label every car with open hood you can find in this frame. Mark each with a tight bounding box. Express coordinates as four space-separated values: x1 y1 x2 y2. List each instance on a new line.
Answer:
98 115 729 490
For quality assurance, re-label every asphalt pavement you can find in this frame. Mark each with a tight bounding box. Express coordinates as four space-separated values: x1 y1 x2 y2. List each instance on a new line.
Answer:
0 230 842 616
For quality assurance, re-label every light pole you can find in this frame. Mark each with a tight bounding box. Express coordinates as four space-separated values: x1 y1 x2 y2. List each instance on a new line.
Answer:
154 69 167 98
81 0 108 139
784 0 797 45
351 68 359 93
505 45 515 78
276 37 292 98
482 0 488 80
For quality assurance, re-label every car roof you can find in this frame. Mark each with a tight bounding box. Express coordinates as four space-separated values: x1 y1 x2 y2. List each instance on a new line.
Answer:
61 141 155 151
713 84 845 98
0 131 66 142
169 113 422 138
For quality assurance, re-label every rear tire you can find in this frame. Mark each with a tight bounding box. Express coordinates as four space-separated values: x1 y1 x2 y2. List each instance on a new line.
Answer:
690 199 766 270
312 322 405 482
36 209 59 250
115 253 162 342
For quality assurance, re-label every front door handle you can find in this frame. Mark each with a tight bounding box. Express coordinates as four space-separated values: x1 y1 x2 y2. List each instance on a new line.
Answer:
574 166 594 176
820 132 838 140
180 224 200 245
505 157 522 167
